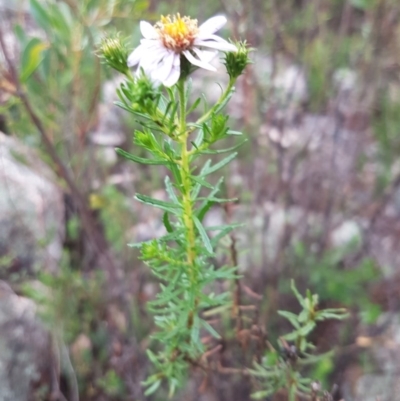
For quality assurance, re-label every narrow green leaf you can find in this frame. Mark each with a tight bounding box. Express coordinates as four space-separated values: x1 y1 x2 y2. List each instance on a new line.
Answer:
207 265 238 280
297 350 334 366
193 127 204 148
190 316 200 345
127 229 185 248
161 100 173 123
163 141 177 161
192 175 214 189
144 380 161 396
291 279 306 308
251 391 270 399
200 139 247 155
193 216 213 254
20 38 48 82
135 193 181 215
30 0 50 30
203 152 237 176
115 148 168 166
114 101 154 121
201 320 221 339
51 2 72 36
156 230 185 243
207 196 237 204
202 304 231 317
165 176 179 203
210 224 243 247
126 241 143 248
192 160 212 199
207 223 242 231
168 379 178 398
316 311 349 320
277 310 300 329
289 383 296 401
187 97 202 115
298 321 316 337
163 212 174 233
197 177 224 221
197 200 214 223
201 93 208 114
169 101 179 124
168 161 182 186
282 332 299 341
185 78 192 108
214 87 234 113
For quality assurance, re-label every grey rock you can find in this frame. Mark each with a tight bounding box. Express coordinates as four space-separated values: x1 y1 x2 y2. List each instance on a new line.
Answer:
0 132 64 278
330 220 362 249
0 281 52 401
354 374 400 401
253 53 308 104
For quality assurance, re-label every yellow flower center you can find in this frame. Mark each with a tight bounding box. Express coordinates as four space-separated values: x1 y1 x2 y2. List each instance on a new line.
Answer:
155 14 199 52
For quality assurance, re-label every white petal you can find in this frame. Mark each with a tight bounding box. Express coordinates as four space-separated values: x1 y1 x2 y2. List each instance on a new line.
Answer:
194 38 237 52
172 52 180 67
140 21 158 39
151 52 176 82
183 50 216 71
139 48 169 71
201 34 229 43
127 44 147 67
198 16 227 37
128 42 166 69
163 64 181 87
140 38 159 45
192 47 217 64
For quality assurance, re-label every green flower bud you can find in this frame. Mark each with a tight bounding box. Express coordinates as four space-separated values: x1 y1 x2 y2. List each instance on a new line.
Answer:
223 41 253 79
119 70 160 115
98 34 129 75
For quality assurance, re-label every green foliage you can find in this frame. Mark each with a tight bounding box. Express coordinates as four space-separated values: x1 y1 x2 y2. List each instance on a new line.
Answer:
20 38 48 82
96 185 133 252
115 71 242 394
250 281 347 401
303 38 333 110
224 41 253 79
23 261 106 342
98 33 130 74
350 0 377 10
97 369 126 396
291 241 382 323
6 0 386 398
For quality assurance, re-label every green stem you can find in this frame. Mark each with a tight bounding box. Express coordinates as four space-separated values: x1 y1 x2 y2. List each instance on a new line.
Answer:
194 77 235 127
177 79 197 291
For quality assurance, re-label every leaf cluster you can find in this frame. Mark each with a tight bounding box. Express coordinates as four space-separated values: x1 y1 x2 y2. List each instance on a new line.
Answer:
116 75 244 394
250 280 348 401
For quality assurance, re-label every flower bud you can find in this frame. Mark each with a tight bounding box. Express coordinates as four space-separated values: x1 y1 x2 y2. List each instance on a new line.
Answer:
118 70 160 115
99 34 129 75
223 41 253 79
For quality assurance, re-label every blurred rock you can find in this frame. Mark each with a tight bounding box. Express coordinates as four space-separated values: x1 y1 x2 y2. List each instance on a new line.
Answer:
89 79 126 168
0 0 29 11
330 220 362 249
272 64 308 104
333 68 358 93
0 280 52 401
354 374 400 401
0 132 64 278
341 313 400 401
253 53 308 104
89 104 125 147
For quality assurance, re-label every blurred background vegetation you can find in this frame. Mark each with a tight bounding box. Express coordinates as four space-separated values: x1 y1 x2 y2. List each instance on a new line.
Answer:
1 0 400 400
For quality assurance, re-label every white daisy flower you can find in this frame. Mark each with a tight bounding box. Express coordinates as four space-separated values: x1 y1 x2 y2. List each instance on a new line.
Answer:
127 14 237 87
